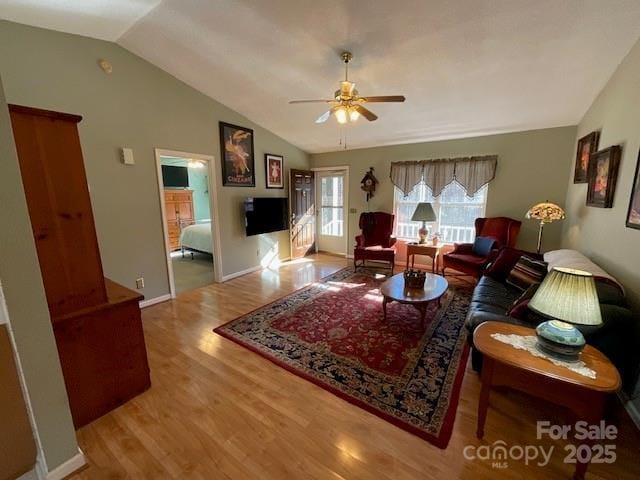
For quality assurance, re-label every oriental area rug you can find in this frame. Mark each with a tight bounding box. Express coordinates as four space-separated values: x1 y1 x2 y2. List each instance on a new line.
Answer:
214 267 471 448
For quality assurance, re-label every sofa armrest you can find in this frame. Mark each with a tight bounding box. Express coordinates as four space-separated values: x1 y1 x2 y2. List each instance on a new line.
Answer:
355 234 366 247
449 243 474 255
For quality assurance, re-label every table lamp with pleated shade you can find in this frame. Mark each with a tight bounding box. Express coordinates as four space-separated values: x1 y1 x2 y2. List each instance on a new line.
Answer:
529 267 602 361
411 202 436 244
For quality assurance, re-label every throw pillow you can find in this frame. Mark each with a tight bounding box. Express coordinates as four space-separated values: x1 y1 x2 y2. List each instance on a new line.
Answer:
506 256 548 291
472 236 497 257
507 284 540 319
485 247 527 281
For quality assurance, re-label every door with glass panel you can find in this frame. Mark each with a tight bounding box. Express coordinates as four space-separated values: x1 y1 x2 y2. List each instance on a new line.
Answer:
317 171 346 255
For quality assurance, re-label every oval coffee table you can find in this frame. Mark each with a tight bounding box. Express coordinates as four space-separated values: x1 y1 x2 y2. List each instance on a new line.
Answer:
380 272 449 325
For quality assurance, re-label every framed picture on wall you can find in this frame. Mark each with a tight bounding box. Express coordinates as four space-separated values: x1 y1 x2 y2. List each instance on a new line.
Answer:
219 122 255 187
626 150 640 230
586 145 621 208
265 154 284 189
574 131 600 183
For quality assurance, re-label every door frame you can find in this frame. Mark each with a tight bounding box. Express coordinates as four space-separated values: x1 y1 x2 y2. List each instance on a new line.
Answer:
312 166 350 256
154 148 223 298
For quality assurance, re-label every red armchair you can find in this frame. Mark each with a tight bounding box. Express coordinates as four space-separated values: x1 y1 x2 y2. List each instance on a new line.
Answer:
354 212 397 273
442 217 522 278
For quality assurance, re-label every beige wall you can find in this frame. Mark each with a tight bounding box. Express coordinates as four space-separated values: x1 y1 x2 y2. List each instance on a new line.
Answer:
311 126 576 253
562 38 640 312
0 75 78 472
0 21 309 300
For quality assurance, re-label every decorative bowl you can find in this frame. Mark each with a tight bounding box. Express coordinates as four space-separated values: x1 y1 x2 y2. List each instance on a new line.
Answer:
535 320 585 361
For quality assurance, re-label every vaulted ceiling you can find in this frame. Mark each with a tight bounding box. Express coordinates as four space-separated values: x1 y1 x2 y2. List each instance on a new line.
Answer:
2 0 640 153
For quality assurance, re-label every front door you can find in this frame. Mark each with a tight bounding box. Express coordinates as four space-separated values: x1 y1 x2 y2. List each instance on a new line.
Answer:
290 169 315 259
317 170 346 255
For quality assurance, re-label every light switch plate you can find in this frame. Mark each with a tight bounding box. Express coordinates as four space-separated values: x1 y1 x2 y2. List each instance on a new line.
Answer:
121 147 134 165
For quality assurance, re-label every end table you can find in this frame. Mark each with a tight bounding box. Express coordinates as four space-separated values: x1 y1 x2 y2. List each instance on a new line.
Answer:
474 321 621 480
406 243 444 273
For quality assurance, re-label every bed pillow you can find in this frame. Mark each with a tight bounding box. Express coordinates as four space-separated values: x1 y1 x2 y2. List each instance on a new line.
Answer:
506 256 548 291
472 236 497 257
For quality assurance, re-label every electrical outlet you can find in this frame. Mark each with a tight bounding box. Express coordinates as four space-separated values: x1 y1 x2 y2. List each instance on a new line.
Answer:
136 277 144 289
349 208 357 214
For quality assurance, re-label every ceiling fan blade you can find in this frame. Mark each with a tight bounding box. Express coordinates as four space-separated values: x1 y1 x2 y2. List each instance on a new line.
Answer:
315 106 340 124
359 95 406 103
289 99 334 104
354 105 378 121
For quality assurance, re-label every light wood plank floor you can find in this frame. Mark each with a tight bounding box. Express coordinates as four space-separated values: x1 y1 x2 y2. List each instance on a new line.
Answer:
71 254 639 479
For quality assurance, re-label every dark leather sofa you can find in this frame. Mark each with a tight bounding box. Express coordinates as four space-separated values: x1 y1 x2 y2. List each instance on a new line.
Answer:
465 250 639 392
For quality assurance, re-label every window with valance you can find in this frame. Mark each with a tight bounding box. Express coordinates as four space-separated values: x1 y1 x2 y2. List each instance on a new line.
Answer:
390 156 498 243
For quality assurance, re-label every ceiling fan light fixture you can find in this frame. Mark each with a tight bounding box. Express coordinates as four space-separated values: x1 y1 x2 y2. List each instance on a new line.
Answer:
335 106 348 124
349 107 360 122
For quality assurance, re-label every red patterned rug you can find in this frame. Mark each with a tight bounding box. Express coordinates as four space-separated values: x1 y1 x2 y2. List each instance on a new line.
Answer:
214 267 471 448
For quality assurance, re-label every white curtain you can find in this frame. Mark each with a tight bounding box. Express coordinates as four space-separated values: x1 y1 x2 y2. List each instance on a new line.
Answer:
390 155 497 197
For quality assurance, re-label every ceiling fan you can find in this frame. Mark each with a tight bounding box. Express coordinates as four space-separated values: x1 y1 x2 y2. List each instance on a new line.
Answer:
289 51 406 124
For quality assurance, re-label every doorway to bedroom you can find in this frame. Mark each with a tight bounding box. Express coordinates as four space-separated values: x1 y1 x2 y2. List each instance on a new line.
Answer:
155 149 221 296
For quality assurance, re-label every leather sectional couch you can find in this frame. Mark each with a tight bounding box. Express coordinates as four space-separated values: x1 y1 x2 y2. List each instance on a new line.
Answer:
465 249 639 391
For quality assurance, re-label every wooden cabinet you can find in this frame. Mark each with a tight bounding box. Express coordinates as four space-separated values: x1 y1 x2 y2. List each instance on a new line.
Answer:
9 105 107 317
164 189 194 251
9 104 151 428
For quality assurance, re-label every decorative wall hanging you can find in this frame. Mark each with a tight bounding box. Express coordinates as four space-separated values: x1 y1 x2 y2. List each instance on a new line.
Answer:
587 145 621 208
265 154 284 189
390 155 497 198
219 122 255 187
573 131 600 184
360 167 378 201
626 150 640 229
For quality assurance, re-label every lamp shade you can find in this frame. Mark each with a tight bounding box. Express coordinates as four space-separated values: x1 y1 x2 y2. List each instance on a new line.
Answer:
411 202 436 222
529 267 602 326
526 202 565 224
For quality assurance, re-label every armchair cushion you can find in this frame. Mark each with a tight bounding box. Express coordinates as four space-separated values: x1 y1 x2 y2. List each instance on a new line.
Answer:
446 253 488 267
472 236 497 257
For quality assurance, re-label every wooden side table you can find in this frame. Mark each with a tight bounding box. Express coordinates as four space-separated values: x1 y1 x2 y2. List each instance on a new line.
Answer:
406 243 444 273
474 322 621 480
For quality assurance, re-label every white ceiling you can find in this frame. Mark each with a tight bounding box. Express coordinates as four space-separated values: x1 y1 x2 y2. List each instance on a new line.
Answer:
0 0 160 40
2 1 640 153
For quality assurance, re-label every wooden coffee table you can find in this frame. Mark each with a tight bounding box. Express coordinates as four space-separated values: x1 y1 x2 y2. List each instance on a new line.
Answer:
474 321 621 480
380 272 448 324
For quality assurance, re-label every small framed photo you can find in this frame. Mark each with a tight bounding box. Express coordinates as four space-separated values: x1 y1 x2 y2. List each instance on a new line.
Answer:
626 151 640 230
265 154 284 189
574 131 600 183
587 145 621 208
219 122 255 187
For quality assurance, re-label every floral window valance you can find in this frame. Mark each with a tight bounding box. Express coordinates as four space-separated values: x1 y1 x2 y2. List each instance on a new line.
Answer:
390 155 498 197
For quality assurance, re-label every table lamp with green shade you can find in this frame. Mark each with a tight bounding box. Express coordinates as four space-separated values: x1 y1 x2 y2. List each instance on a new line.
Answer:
411 202 436 244
529 267 602 361
526 201 565 254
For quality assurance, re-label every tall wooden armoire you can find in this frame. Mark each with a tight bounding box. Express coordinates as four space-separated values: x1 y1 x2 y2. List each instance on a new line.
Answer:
8 104 151 428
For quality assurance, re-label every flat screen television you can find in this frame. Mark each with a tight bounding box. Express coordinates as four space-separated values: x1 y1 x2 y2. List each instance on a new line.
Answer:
162 165 189 188
244 197 289 236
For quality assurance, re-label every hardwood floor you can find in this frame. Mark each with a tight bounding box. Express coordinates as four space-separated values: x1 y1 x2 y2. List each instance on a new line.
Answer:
71 254 639 479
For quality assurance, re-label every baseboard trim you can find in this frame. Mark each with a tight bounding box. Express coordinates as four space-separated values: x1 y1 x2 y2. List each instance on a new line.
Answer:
221 265 262 282
17 468 38 480
620 392 640 429
38 449 86 480
139 294 172 308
